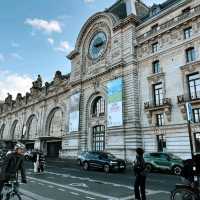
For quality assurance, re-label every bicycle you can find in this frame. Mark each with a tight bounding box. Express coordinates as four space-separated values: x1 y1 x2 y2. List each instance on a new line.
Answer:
1 180 21 200
171 182 200 200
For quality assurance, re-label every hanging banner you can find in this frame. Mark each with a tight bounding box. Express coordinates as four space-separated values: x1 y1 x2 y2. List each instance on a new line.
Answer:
107 78 123 127
69 93 80 132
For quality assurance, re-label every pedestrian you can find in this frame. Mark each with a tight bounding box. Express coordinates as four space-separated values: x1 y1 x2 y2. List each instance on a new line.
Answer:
0 142 27 199
32 149 39 173
133 147 146 200
38 151 45 174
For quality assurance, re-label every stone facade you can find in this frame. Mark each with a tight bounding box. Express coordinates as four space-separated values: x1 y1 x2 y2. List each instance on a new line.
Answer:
0 0 200 160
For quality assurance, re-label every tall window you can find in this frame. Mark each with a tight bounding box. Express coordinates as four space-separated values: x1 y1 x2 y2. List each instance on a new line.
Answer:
186 47 195 63
92 97 105 117
154 83 163 106
93 125 105 151
157 134 166 152
184 27 192 39
193 108 200 123
188 73 200 100
156 113 164 126
151 24 158 33
194 133 200 152
153 60 160 73
152 42 158 53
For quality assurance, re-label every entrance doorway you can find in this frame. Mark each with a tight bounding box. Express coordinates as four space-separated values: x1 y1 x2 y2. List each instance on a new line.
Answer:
157 134 166 152
47 141 61 157
93 125 105 151
194 132 200 153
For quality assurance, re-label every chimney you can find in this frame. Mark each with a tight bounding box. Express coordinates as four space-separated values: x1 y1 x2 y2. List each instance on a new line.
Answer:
124 0 137 16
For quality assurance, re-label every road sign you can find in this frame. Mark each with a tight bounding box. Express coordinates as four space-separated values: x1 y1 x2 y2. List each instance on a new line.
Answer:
186 102 194 122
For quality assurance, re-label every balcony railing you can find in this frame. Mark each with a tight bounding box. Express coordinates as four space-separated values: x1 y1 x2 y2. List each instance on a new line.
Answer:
177 92 200 104
144 98 172 110
138 5 200 42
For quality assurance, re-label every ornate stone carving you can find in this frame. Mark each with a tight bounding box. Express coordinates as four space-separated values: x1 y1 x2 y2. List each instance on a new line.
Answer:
5 93 12 106
32 75 42 90
16 93 23 105
54 71 63 84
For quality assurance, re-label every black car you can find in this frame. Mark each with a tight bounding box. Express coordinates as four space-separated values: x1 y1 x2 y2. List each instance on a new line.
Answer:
77 151 126 173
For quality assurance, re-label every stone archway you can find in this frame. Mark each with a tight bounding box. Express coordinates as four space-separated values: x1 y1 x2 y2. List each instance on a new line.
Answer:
10 120 21 140
46 107 64 137
0 124 5 139
26 114 38 140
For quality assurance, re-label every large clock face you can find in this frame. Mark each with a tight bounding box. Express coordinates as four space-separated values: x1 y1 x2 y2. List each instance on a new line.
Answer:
89 32 107 60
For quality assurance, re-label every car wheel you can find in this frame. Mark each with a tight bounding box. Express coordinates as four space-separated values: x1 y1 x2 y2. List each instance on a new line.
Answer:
83 162 89 171
145 163 153 173
104 164 110 173
172 165 182 175
25 155 29 161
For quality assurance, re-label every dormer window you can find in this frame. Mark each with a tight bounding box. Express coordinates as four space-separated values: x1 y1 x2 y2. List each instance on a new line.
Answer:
151 5 160 16
151 24 159 33
182 7 191 14
152 42 158 53
184 27 192 39
186 47 195 63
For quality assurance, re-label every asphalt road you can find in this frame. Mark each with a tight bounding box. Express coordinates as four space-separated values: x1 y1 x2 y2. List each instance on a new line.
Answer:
16 159 182 200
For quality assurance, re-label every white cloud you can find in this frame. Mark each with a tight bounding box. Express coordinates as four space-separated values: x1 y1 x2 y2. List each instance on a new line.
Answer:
55 41 72 53
9 53 23 61
47 38 54 45
0 70 33 100
0 54 5 62
84 0 95 3
25 18 62 34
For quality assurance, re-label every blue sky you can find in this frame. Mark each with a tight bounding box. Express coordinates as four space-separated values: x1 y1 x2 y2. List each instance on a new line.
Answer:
0 0 164 100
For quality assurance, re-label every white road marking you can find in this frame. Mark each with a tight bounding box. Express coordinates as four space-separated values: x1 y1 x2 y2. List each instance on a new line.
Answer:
86 197 95 199
48 185 54 188
27 176 119 199
70 192 80 196
38 183 45 186
69 183 88 188
57 188 66 192
47 176 55 179
44 171 133 189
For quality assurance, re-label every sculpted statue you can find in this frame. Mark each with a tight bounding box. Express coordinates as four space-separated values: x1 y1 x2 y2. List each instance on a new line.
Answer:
32 75 42 89
54 71 62 81
5 93 12 105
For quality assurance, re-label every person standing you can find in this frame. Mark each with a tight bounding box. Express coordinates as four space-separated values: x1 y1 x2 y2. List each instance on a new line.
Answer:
133 148 146 200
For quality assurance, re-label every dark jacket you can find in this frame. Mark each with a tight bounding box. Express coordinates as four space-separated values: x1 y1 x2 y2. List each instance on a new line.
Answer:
134 155 146 176
4 152 26 182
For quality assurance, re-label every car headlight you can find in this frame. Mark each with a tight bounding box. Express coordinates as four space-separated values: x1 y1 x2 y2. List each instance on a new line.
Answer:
110 161 118 165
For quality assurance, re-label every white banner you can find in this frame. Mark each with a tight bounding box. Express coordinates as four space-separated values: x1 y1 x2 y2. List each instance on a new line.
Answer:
69 93 80 132
107 78 123 127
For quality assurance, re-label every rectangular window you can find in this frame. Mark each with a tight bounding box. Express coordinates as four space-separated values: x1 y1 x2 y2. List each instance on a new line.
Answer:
188 73 200 100
154 83 163 106
184 27 192 39
193 108 200 123
153 60 161 73
157 134 166 152
152 42 158 53
194 133 200 152
156 113 164 127
151 24 158 33
186 47 195 63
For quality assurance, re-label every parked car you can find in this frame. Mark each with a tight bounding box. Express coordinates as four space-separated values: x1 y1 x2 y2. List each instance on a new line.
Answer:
144 152 184 175
77 151 126 173
24 150 34 161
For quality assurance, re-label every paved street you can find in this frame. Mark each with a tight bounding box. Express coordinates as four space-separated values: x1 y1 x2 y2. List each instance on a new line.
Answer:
16 160 182 200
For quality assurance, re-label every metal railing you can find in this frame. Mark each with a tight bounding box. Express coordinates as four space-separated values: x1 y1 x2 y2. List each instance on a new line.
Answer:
144 98 172 110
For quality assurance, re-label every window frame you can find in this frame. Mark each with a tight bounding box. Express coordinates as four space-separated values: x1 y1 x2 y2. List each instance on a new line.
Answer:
153 82 163 106
187 73 200 100
152 42 158 53
152 60 161 74
186 47 195 63
184 27 192 39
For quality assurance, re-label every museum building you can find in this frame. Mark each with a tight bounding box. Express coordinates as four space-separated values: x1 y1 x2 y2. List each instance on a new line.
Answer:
0 0 200 160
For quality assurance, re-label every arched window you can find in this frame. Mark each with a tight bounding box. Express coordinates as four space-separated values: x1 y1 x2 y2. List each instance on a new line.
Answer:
92 97 105 117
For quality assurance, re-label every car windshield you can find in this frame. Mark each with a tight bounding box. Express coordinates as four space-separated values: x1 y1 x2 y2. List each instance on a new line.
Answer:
101 153 116 159
168 153 181 160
